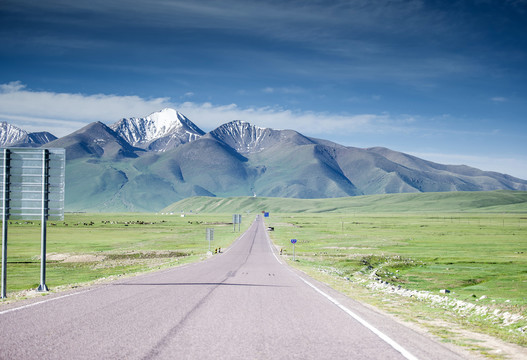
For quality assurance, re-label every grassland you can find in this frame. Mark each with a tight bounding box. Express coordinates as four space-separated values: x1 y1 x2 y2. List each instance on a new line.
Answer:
1 213 249 296
264 211 527 351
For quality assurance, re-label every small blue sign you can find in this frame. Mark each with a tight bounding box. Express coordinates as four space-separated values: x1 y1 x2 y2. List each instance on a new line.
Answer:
264 212 269 217
291 239 297 244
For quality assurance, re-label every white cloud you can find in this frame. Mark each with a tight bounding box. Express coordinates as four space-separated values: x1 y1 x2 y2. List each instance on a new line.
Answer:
491 96 507 102
0 81 26 93
0 82 390 137
261 86 305 94
0 82 173 136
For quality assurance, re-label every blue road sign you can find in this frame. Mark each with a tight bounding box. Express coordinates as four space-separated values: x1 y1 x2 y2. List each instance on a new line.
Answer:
291 239 297 244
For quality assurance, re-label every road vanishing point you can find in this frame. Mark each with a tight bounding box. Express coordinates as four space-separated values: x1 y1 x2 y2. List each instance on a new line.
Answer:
0 216 468 359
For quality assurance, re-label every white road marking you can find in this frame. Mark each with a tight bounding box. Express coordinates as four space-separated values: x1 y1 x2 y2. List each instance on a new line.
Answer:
264 221 418 360
0 290 90 316
299 277 419 360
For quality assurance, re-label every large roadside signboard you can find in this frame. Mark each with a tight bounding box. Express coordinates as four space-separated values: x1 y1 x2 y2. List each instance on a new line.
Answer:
1 148 65 220
1 148 65 298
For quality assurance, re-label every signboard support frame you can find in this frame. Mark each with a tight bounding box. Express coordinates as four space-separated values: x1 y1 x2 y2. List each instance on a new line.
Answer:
37 149 49 292
1 149 9 299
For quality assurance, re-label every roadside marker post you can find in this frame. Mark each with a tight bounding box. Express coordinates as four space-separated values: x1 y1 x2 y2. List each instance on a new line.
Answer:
291 239 297 261
206 228 214 253
232 214 242 232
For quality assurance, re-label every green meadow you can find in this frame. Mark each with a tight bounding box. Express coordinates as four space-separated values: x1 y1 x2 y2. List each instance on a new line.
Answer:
1 213 250 295
264 211 527 350
267 212 526 304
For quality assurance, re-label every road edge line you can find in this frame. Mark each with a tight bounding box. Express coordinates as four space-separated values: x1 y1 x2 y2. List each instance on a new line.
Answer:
299 275 418 360
0 290 90 316
263 219 418 360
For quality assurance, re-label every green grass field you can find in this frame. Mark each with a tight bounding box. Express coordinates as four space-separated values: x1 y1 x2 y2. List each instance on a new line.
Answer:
266 213 526 302
1 213 250 295
264 212 527 348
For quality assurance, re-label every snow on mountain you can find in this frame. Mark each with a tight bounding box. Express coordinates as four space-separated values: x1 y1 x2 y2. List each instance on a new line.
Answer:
208 120 274 154
209 120 314 154
0 121 27 146
0 121 57 147
111 108 205 152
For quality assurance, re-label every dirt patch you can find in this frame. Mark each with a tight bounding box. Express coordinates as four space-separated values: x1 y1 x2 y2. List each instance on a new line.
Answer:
324 246 374 250
46 253 106 262
415 318 527 359
63 255 106 263
47 253 68 261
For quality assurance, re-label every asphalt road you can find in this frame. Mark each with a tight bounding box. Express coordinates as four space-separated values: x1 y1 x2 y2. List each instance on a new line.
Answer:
0 216 469 359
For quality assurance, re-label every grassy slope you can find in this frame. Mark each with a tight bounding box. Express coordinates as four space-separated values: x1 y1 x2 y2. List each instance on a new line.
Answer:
163 190 527 214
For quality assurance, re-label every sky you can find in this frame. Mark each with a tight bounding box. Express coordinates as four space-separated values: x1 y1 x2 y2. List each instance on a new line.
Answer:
1 0 526 179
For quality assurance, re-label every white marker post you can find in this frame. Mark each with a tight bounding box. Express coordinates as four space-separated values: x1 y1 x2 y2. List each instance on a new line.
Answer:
291 239 297 261
206 228 214 253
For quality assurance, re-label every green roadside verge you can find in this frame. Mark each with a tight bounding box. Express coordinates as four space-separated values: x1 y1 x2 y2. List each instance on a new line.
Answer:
1 212 250 301
265 212 526 358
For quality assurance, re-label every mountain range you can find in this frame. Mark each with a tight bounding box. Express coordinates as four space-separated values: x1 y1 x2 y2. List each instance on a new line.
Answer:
1 108 526 212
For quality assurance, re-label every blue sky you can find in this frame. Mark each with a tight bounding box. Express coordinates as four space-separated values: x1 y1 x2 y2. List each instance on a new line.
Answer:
1 0 526 179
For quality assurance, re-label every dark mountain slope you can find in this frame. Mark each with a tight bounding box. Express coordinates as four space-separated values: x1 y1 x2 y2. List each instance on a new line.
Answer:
27 131 57 146
44 121 142 160
161 136 254 196
247 141 360 198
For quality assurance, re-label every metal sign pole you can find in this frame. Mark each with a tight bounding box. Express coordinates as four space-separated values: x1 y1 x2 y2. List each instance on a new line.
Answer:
37 149 49 292
1 149 9 299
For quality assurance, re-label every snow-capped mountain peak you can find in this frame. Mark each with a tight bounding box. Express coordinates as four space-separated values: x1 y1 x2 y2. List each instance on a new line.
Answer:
209 120 316 154
209 120 276 154
111 108 205 152
0 121 28 145
0 122 57 147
